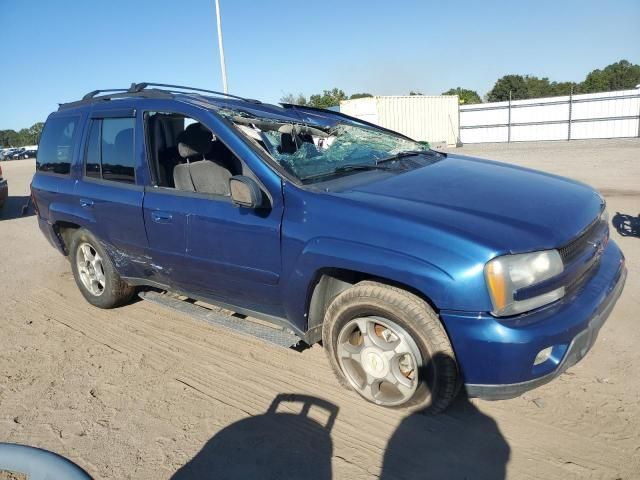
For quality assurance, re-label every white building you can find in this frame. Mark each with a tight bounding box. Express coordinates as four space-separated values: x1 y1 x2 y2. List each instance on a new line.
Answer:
340 95 460 146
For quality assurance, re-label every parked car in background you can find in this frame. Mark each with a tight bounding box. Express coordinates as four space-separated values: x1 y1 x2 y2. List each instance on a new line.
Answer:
0 148 18 160
0 147 37 160
8 148 26 160
0 164 7 209
31 83 626 413
21 148 37 159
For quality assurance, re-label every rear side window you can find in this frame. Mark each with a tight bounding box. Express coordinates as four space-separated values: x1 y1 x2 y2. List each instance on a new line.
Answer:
83 118 136 183
36 116 80 174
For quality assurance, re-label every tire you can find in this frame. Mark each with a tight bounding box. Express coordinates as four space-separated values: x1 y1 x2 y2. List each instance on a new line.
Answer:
69 228 135 308
322 281 459 413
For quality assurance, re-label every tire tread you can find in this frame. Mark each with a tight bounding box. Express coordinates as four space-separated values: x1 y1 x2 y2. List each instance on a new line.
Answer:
322 280 459 413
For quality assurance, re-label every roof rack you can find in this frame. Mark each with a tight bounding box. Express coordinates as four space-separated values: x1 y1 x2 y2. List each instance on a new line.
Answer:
129 83 262 104
82 88 130 100
59 88 173 109
61 83 263 110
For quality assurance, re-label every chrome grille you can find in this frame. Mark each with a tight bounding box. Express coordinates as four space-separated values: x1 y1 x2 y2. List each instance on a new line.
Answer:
559 218 603 264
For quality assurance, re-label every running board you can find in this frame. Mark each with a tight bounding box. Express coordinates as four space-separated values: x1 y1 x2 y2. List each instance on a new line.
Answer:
138 291 301 349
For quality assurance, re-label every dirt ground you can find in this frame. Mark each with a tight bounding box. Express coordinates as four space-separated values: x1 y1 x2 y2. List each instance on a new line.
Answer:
0 139 639 479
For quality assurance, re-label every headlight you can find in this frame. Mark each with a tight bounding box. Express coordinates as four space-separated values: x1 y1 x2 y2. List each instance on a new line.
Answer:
485 249 564 317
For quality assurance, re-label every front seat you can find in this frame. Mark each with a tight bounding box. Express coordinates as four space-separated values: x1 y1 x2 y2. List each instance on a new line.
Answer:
173 123 232 196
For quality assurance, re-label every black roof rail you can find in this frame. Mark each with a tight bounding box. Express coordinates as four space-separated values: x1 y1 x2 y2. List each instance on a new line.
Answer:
82 88 130 100
61 83 263 110
130 82 262 104
59 88 174 110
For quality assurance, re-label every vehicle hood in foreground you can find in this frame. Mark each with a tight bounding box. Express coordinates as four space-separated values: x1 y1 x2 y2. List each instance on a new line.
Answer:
340 154 604 254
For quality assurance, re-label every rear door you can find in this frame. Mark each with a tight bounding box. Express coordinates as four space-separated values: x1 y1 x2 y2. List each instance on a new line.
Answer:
32 113 83 224
73 110 148 278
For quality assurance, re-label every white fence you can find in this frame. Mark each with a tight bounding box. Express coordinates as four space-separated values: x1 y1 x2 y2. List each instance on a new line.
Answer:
340 96 460 145
460 89 640 144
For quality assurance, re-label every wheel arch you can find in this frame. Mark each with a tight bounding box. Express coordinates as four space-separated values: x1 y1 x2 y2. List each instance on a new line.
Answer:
52 220 82 255
304 268 441 345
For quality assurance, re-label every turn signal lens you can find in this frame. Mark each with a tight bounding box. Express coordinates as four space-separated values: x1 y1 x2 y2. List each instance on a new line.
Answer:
486 260 507 311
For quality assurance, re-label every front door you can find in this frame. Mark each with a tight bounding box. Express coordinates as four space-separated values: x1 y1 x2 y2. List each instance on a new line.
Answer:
141 110 284 316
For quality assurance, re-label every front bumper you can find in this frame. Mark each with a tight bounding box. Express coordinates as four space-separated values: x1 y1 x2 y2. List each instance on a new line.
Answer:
440 240 626 399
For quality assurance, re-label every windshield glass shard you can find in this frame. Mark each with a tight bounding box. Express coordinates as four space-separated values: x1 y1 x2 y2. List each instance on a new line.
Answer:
216 107 438 183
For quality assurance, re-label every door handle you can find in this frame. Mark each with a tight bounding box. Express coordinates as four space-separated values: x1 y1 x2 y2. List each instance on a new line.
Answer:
151 211 173 223
79 198 94 208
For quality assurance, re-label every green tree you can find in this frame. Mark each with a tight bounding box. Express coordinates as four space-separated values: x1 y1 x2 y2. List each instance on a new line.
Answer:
580 60 640 93
522 76 553 98
27 122 44 144
307 88 348 108
409 91 423 96
486 75 529 101
0 122 44 147
280 93 307 105
442 87 482 104
550 81 578 96
349 92 373 100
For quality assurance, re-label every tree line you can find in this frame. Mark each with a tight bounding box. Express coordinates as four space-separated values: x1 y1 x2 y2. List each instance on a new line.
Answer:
280 89 375 109
4 60 638 143
282 59 640 107
1 122 44 148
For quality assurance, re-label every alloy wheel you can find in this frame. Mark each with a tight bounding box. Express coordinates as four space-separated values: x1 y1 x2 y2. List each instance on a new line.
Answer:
76 242 106 296
336 316 423 406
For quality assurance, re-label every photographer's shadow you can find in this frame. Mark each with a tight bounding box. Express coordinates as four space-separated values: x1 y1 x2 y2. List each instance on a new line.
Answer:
172 393 337 480
380 393 510 479
173 389 508 480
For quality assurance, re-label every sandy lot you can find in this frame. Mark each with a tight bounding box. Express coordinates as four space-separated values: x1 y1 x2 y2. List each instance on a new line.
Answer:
0 139 639 479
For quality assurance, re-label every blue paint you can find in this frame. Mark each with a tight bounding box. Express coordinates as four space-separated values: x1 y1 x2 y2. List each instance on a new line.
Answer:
31 92 626 393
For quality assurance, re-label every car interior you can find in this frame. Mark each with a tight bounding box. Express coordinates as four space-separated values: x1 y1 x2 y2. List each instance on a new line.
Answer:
145 112 244 196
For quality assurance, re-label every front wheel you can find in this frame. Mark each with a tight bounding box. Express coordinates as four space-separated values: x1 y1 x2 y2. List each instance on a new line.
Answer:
69 228 135 308
322 281 459 413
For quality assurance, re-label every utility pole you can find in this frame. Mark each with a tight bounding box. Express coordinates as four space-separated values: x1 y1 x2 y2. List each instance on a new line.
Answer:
507 90 512 143
214 0 228 93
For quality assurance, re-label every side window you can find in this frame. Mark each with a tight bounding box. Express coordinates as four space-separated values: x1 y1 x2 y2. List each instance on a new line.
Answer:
36 116 80 174
102 118 135 183
144 111 242 197
83 118 136 184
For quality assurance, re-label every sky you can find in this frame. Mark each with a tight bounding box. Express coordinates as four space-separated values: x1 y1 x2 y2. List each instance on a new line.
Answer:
1 0 639 130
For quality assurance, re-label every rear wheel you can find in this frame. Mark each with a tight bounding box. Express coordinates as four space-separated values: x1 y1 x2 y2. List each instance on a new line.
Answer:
322 281 459 413
69 229 135 308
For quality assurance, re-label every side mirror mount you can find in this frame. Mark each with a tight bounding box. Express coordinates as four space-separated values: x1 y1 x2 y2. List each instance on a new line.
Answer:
229 175 262 208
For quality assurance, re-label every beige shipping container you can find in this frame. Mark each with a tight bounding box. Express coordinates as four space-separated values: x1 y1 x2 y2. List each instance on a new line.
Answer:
339 95 460 146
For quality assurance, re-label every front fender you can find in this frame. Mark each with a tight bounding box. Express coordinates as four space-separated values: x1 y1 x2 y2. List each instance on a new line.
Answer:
282 237 455 332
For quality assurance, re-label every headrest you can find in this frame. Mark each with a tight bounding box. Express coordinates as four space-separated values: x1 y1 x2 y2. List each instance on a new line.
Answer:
177 123 213 158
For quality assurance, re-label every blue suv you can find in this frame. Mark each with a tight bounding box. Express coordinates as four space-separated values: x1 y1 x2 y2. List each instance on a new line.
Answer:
31 83 626 412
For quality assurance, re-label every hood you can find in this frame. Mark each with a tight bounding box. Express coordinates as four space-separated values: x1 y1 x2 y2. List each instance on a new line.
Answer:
339 154 604 254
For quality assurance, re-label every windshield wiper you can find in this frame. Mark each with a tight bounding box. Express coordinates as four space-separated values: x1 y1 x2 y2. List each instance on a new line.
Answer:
376 149 444 165
333 163 395 173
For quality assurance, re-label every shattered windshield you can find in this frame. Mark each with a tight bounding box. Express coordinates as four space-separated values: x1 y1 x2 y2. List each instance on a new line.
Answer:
216 107 434 183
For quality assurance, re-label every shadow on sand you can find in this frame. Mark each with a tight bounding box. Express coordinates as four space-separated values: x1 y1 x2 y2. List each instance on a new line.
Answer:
173 391 509 480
